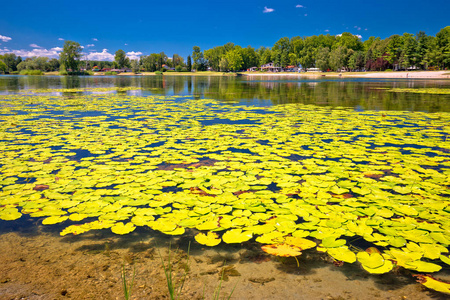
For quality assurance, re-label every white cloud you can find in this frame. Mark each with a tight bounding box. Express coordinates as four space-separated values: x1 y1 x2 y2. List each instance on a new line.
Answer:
80 46 85 49
124 43 128 46
85 49 114 61
126 51 142 60
92 38 98 41
304 13 308 16
325 29 330 32
30 44 42 48
354 26 361 31
0 47 61 58
51 47 63 51
86 44 95 47
58 38 64 41
296 4 303 8
0 35 12 42
263 6 274 13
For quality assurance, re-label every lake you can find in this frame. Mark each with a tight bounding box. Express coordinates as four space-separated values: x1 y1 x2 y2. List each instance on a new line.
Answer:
0 75 449 299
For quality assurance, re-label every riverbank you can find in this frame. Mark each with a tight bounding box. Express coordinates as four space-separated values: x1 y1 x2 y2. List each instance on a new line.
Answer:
242 70 450 79
40 70 450 79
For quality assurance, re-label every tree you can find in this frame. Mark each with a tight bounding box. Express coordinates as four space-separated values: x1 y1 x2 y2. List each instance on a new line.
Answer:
131 59 140 73
436 26 450 69
219 57 229 72
192 46 206 71
315 47 330 71
59 41 82 71
225 49 243 71
187 55 192 72
0 60 7 73
1 53 20 72
115 50 130 69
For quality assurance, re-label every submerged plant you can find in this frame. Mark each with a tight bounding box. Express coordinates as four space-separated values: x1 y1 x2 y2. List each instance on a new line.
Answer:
122 264 135 300
158 242 190 300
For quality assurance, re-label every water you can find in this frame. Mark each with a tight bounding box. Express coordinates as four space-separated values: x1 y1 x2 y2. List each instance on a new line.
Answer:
0 75 449 300
1 74 450 111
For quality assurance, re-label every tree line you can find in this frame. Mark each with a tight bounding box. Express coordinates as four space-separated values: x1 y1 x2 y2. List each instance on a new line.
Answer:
1 26 449 74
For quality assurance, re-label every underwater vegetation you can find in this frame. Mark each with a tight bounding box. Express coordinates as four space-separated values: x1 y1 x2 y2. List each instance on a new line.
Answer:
0 88 449 294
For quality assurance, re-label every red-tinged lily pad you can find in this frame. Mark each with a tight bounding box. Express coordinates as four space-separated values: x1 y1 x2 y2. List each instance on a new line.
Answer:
33 184 49 191
413 274 450 295
261 244 302 257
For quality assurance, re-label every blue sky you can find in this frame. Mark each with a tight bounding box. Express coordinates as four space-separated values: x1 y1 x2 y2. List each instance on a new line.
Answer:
1 0 449 61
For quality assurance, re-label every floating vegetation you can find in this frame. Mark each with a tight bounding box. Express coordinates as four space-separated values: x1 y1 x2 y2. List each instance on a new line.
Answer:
386 88 450 95
0 88 450 287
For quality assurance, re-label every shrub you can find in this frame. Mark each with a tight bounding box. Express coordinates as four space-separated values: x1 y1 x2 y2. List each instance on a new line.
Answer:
105 71 118 75
175 66 183 72
166 70 175 72
181 67 188 72
19 70 44 75
155 71 163 75
385 69 393 72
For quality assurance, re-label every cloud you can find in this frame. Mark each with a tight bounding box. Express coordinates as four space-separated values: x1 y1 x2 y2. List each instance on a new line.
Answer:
354 26 361 31
92 38 98 41
124 43 128 46
51 47 63 51
0 47 62 58
304 14 308 16
263 6 274 13
29 44 42 48
296 4 303 8
58 38 64 41
325 29 330 32
85 49 114 61
126 51 142 60
86 44 95 47
0 35 12 42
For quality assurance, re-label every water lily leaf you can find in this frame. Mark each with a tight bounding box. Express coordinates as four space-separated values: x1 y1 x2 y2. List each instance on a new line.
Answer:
111 222 136 235
440 255 450 266
195 232 221 246
42 215 68 225
284 237 316 250
0 207 22 220
357 251 385 269
413 274 450 295
222 229 253 244
261 244 302 257
321 236 346 248
327 246 356 263
404 261 442 272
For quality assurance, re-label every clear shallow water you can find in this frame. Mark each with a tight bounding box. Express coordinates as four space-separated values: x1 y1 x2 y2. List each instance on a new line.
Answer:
0 75 449 299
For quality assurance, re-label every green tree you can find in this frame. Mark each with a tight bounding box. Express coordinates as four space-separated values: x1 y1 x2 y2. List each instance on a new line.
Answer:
436 26 450 69
219 57 229 72
225 49 243 71
131 59 140 73
59 41 82 71
315 47 330 71
192 46 206 71
0 60 7 73
115 49 130 69
187 55 192 72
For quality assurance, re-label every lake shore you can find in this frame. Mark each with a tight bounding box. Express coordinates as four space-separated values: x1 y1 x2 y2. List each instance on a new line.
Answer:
242 70 450 79
41 70 450 79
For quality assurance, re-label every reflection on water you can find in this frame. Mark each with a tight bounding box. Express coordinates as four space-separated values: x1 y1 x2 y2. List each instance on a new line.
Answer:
1 75 449 112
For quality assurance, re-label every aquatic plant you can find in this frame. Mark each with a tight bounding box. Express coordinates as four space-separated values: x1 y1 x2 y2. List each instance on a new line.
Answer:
158 243 190 300
122 264 135 300
0 88 449 289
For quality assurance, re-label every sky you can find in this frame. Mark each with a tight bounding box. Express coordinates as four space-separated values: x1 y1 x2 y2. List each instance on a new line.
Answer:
0 0 449 61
